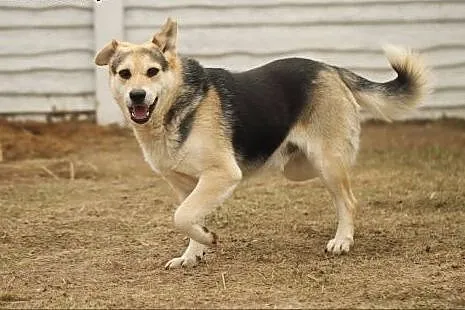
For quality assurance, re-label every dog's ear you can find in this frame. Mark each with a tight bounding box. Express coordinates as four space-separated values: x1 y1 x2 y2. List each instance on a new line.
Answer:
95 39 119 66
152 18 177 54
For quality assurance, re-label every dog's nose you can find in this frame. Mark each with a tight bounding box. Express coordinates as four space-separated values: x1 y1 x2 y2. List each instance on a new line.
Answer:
129 89 146 104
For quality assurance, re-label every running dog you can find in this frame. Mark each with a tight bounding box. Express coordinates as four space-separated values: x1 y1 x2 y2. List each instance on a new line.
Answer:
95 18 428 269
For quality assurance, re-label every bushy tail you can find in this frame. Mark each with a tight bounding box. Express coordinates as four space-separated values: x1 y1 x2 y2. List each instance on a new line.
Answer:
337 45 430 121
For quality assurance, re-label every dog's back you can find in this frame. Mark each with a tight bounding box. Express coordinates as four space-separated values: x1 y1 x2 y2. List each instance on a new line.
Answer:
205 58 328 165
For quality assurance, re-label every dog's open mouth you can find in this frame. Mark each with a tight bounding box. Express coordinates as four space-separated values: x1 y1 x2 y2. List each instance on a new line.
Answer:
129 97 158 124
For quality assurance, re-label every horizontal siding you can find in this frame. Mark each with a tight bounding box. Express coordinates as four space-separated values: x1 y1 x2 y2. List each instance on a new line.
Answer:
427 89 465 108
3 52 93 72
126 2 465 27
0 2 95 115
373 105 465 120
359 105 465 121
126 0 465 114
126 0 463 8
0 7 92 28
0 71 94 95
1 0 463 118
0 95 95 114
0 29 93 55
0 1 92 9
127 24 465 55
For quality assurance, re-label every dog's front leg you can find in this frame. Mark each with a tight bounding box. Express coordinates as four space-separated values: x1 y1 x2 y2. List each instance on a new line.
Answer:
163 171 208 269
165 164 242 269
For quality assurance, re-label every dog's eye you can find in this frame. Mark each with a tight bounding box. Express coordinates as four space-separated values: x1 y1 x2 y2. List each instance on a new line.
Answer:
147 67 159 78
118 69 131 80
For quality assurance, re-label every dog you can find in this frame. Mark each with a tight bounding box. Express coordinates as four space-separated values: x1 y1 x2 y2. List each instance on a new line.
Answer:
95 18 428 269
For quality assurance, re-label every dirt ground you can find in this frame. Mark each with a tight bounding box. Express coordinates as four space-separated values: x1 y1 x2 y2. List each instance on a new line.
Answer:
0 119 464 308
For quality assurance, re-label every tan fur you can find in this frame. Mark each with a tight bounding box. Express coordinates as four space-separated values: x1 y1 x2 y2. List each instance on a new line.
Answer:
174 89 235 174
270 70 361 252
348 46 429 121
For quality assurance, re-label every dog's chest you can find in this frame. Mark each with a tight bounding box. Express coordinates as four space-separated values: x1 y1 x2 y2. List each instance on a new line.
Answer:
133 128 177 174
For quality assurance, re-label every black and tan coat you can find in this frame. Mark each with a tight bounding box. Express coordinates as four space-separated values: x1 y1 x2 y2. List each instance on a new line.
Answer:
95 18 429 269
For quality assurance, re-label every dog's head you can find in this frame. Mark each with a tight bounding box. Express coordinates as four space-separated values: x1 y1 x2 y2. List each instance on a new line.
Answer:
95 18 179 126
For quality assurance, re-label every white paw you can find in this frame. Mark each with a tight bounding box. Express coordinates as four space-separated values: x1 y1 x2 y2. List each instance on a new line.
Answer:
325 236 354 254
164 239 207 269
164 254 204 269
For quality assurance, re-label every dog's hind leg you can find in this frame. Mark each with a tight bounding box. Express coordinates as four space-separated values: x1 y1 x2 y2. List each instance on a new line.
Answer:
298 69 360 254
301 125 358 254
287 134 357 254
163 172 209 269
318 153 357 254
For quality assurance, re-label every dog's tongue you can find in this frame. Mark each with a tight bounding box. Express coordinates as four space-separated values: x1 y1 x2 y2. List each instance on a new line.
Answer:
133 105 148 119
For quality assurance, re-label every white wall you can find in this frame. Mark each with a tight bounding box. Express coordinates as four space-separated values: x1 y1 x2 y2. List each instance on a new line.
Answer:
0 0 464 122
126 0 465 119
94 0 124 124
0 0 96 115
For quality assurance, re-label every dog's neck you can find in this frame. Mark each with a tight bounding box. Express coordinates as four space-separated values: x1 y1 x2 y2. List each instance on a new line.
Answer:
163 57 209 128
131 57 210 173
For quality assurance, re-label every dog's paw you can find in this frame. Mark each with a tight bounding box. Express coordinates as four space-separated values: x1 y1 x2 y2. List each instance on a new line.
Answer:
165 252 205 269
325 236 354 255
164 239 207 270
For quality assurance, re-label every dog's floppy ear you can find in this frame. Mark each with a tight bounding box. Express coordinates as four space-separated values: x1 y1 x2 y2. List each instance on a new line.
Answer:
152 17 177 54
95 39 119 66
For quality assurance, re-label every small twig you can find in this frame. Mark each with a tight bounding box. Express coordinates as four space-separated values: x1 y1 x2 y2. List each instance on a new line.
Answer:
40 165 59 180
221 272 226 290
69 161 75 180
84 162 99 173
137 239 150 247
307 275 320 282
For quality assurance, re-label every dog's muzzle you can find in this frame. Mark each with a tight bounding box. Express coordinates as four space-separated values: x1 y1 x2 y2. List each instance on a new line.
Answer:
128 89 158 124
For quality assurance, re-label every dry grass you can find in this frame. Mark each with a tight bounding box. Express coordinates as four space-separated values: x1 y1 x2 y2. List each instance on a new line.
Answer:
0 119 464 308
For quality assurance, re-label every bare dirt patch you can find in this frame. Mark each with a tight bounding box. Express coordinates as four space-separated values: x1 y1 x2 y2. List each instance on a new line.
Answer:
1 119 464 308
0 119 129 161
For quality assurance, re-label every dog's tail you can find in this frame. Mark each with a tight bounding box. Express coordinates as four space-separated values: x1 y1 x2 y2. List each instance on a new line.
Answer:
336 45 429 121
